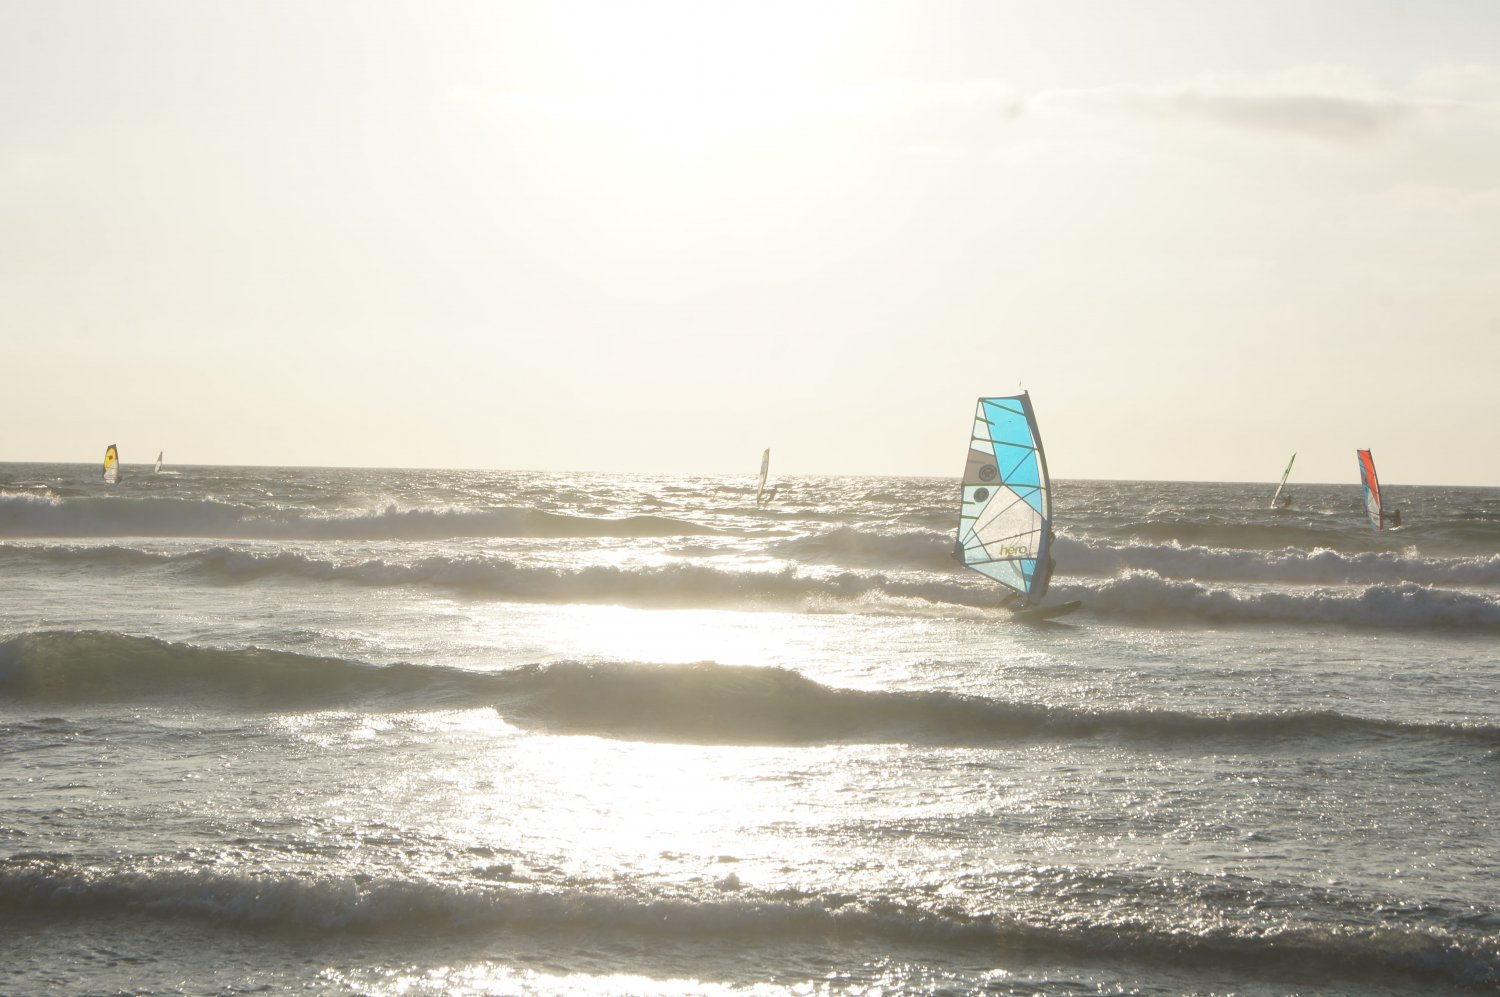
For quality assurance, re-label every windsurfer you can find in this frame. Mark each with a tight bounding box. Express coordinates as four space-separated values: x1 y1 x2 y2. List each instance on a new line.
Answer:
1278 493 1293 508
1382 508 1402 527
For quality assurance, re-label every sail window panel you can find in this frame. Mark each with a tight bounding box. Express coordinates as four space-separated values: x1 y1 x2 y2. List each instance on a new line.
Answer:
974 559 1028 591
974 494 1039 550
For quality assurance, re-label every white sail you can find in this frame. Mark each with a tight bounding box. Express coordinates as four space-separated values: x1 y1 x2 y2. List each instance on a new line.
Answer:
154 451 163 474
755 448 770 506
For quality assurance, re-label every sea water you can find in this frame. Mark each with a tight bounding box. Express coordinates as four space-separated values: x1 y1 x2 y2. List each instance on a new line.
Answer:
1 463 1497 996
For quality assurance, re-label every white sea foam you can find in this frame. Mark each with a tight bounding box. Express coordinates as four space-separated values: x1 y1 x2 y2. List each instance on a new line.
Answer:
1068 570 1500 629
1065 535 1500 587
0 493 720 540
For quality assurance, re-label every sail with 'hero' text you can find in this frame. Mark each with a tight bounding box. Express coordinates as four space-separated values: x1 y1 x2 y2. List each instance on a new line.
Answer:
956 393 1053 605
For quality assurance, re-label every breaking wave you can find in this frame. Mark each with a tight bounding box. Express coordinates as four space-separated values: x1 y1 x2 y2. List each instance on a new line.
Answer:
1072 571 1500 631
0 541 987 612
0 493 719 541
2 857 1495 990
7 539 1500 631
1068 536 1500 588
3 632 1495 748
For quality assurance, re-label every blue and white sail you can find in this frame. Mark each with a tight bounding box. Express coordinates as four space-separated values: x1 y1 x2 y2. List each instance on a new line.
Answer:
956 393 1053 604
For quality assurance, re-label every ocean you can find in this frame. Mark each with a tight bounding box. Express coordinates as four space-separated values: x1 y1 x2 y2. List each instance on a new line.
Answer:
2 462 1497 996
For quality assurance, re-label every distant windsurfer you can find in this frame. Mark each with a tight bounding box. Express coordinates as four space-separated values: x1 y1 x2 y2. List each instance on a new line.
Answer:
1382 508 1402 527
1277 493 1292 509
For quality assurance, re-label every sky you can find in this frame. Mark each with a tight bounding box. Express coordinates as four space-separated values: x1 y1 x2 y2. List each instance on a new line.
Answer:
3 1 1498 485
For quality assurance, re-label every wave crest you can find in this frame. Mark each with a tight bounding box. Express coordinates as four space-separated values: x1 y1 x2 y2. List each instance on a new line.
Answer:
1066 536 1500 587
1074 571 1500 630
3 858 1495 989
4 632 1494 747
0 494 718 541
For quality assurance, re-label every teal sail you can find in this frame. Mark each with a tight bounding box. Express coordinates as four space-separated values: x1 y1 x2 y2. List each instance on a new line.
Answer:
956 393 1053 605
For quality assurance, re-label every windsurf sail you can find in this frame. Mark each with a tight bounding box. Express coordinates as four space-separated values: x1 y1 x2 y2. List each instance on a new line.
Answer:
956 393 1054 605
1269 452 1296 508
102 444 120 484
755 448 770 506
1357 449 1381 531
154 451 163 473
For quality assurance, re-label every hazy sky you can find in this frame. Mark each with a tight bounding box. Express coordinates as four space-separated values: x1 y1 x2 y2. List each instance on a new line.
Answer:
4 1 1498 484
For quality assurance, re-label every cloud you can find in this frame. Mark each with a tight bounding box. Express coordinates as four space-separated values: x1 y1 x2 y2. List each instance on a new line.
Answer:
1040 84 1418 144
1411 63 1500 101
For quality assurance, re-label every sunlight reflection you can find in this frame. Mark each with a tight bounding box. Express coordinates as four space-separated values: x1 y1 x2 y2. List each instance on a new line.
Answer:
534 606 801 666
354 962 798 996
479 736 782 866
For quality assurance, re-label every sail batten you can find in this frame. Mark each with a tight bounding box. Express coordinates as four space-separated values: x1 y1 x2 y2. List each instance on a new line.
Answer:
956 393 1053 605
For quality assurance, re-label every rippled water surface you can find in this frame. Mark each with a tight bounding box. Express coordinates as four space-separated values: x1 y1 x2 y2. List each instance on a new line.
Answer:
2 463 1498 995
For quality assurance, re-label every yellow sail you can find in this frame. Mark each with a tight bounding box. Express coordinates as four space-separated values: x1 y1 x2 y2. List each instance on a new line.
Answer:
102 444 120 484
